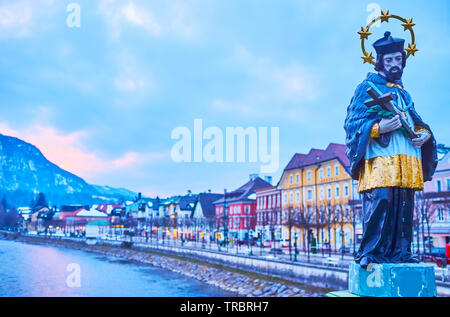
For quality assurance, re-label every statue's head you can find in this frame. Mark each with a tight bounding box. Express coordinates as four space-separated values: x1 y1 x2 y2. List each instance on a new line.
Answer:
373 31 406 82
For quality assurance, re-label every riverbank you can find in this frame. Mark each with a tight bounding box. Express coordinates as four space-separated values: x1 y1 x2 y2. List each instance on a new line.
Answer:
0 232 328 297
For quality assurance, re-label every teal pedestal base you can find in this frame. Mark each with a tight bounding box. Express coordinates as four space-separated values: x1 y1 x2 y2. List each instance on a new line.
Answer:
348 262 437 297
326 291 360 297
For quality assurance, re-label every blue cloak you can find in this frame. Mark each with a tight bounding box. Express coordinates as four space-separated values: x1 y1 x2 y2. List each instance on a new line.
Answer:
343 72 438 182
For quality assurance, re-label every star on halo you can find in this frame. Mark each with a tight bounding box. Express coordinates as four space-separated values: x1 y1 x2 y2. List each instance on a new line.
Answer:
357 26 372 40
402 18 416 31
380 10 391 23
361 51 375 64
405 43 419 56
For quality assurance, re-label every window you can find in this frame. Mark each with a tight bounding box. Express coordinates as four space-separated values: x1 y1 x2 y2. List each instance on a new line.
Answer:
290 175 293 184
327 186 332 199
335 165 339 176
437 180 442 192
447 178 450 191
319 168 324 179
437 208 444 222
319 186 324 200
268 195 272 208
327 166 331 177
307 170 312 181
245 205 250 214
290 192 294 203
284 193 287 204
307 189 312 201
336 207 341 221
296 173 299 183
296 191 300 202
345 207 350 218
335 185 340 198
344 183 349 197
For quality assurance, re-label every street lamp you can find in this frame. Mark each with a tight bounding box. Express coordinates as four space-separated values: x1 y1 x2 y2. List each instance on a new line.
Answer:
259 229 264 256
294 233 298 261
223 189 228 253
248 231 253 256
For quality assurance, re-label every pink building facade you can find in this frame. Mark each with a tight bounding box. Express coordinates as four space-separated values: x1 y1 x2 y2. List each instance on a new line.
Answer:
423 152 450 248
255 186 282 244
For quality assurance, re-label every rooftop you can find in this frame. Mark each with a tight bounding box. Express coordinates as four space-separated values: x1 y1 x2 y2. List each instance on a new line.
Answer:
284 143 350 171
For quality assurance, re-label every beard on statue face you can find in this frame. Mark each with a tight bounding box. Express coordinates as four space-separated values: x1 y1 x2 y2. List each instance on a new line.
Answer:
384 65 403 81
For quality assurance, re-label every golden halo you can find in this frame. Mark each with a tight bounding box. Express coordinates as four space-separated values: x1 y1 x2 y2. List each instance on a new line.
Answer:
358 10 418 65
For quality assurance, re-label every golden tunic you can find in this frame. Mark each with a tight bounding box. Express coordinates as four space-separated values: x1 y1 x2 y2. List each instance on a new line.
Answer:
358 124 429 193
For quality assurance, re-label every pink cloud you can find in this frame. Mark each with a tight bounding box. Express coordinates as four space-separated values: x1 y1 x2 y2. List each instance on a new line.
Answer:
0 122 168 179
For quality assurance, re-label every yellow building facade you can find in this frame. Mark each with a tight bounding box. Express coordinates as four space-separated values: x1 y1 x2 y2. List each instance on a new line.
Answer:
277 143 361 251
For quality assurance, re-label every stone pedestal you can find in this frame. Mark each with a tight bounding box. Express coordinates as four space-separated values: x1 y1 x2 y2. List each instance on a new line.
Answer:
348 262 437 297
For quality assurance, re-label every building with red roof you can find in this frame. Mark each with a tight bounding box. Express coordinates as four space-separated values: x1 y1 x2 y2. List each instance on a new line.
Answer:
277 143 362 253
214 175 272 242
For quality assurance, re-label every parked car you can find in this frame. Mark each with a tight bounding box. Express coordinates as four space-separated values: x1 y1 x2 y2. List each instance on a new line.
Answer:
338 245 351 253
421 246 450 267
269 248 284 255
263 240 272 248
256 240 273 248
318 242 331 250
280 239 293 248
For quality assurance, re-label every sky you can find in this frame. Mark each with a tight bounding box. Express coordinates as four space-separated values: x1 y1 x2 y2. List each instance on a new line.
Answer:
0 0 449 198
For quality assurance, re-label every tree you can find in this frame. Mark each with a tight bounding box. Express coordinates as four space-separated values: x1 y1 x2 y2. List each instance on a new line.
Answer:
415 191 435 254
349 199 363 255
0 206 19 229
297 204 315 263
283 204 298 261
317 205 328 256
1 196 7 212
33 193 48 209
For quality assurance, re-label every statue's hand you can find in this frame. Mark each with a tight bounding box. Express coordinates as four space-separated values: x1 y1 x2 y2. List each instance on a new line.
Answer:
412 131 430 148
379 115 401 134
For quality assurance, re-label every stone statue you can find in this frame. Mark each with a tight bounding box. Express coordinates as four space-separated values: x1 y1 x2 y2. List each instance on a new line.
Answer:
344 30 438 269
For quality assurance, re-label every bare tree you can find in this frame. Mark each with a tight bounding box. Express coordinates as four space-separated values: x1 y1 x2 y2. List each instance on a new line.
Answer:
317 205 327 256
349 199 363 255
283 204 297 261
415 191 435 254
296 205 316 263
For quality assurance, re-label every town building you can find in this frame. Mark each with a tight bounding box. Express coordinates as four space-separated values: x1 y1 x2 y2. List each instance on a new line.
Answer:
255 186 282 246
277 143 362 252
190 192 223 241
214 175 272 242
422 151 450 248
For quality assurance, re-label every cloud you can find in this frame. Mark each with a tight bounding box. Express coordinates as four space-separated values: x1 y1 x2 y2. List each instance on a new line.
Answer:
0 122 168 180
0 1 33 37
233 45 318 101
114 67 150 92
98 0 196 39
0 0 56 38
211 45 319 122
121 2 162 36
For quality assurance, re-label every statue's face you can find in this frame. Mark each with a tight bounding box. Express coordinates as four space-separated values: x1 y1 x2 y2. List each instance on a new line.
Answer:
382 52 403 81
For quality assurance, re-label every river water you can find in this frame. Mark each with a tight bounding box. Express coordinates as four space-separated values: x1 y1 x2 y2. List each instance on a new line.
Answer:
0 239 235 297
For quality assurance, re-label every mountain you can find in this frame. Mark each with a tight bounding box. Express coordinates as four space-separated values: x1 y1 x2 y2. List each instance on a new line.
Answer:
90 185 138 202
0 133 137 207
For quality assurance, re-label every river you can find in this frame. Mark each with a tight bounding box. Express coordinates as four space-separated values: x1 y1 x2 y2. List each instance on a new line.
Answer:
0 239 235 297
